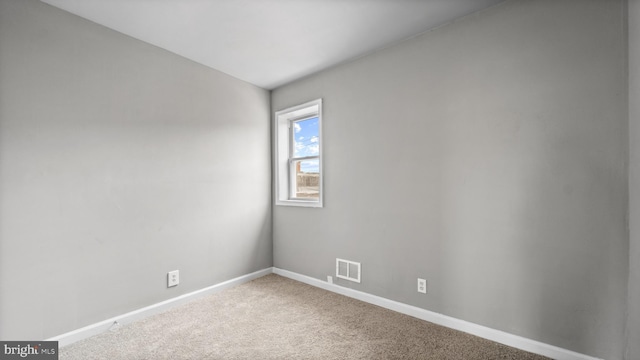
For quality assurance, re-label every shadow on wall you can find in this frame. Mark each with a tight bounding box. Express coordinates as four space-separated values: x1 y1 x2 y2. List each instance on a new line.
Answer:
0 130 4 339
437 101 617 356
247 211 273 272
514 124 624 357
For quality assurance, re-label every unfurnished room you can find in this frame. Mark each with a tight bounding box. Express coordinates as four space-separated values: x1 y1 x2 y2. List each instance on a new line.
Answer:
1 0 640 359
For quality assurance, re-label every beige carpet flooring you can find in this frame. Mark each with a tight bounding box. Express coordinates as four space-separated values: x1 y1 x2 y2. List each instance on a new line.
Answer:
60 274 549 359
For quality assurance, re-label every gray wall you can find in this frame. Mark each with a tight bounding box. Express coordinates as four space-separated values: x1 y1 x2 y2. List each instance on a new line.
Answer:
0 0 272 340
272 0 628 358
629 0 640 359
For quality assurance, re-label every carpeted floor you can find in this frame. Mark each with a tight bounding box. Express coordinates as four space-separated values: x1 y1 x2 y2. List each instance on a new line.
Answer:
60 274 549 359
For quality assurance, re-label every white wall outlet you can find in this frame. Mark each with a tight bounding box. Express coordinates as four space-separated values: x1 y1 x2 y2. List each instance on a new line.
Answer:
327 275 333 284
167 270 179 287
418 278 427 294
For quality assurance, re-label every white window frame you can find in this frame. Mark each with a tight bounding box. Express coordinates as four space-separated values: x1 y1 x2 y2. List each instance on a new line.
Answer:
274 99 323 208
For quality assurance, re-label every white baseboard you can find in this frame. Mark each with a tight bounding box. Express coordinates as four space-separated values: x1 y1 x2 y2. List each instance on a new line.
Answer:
273 267 602 360
49 266 603 360
48 267 273 347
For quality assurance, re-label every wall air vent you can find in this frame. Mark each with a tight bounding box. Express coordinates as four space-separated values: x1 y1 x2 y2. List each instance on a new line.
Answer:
336 258 361 283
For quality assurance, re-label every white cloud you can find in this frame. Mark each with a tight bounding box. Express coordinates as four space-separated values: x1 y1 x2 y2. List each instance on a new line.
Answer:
309 144 319 155
301 159 320 173
294 123 301 133
309 136 318 143
299 136 304 140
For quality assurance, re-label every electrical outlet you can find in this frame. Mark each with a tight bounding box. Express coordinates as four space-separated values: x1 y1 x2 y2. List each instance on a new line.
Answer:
327 275 333 284
167 270 179 287
418 278 427 294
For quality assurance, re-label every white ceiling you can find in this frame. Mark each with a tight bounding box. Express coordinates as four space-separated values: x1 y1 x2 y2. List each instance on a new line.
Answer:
40 0 504 90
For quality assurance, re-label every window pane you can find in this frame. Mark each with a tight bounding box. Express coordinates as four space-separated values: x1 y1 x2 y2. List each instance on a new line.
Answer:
293 159 319 199
293 117 319 158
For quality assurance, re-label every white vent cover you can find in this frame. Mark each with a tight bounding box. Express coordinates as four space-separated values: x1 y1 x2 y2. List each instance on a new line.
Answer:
336 258 361 283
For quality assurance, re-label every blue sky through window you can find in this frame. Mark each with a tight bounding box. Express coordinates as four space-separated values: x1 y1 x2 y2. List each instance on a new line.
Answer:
293 117 319 173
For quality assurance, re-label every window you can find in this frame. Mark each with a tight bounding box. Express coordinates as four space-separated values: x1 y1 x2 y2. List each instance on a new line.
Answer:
274 99 323 207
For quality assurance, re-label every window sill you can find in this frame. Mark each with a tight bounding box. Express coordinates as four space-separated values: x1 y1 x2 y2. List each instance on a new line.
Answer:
276 199 323 208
